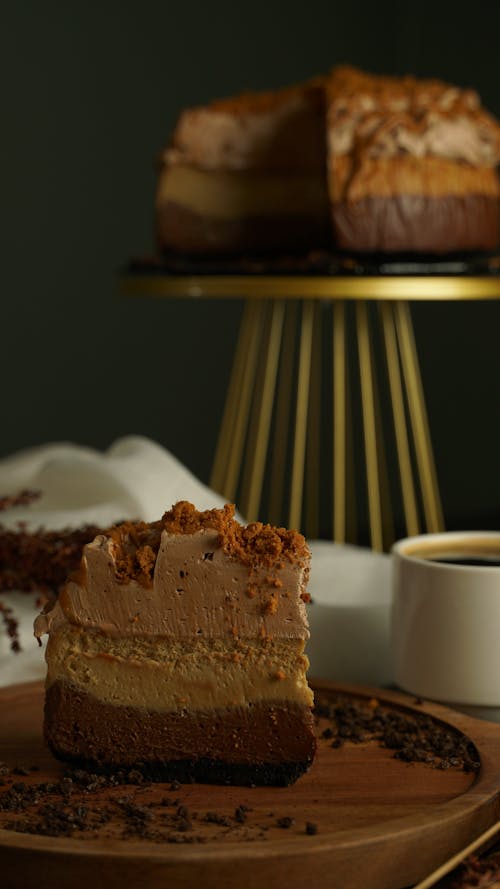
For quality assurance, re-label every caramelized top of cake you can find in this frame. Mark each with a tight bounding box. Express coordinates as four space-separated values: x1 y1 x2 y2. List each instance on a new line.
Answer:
164 80 326 172
162 64 500 174
328 65 481 114
105 502 309 587
205 78 324 115
326 65 500 167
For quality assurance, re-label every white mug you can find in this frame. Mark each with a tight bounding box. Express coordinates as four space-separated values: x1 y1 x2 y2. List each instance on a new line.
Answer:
392 531 500 706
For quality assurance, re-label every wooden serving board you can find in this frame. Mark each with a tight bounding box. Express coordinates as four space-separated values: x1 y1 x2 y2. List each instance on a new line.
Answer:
1 680 500 889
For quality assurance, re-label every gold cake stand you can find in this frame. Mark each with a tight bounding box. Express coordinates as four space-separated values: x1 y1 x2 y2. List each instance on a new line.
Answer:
122 266 500 550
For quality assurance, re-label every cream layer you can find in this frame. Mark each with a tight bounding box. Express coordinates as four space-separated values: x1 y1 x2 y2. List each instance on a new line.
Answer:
166 84 325 172
41 529 310 641
46 624 313 712
156 166 329 219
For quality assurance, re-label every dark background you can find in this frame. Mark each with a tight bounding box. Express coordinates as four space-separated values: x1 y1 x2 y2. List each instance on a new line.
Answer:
2 1 500 537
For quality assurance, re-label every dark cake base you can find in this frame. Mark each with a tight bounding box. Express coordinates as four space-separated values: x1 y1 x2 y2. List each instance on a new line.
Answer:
156 199 330 255
332 193 500 254
46 748 310 787
45 681 316 787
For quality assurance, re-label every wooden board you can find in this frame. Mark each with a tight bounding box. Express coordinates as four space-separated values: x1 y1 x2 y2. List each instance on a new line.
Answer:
1 679 500 889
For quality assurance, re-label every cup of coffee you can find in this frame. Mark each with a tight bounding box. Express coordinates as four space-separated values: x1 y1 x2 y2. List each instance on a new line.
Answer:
392 531 500 706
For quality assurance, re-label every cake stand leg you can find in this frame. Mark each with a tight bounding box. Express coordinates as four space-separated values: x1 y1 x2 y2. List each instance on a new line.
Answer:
394 301 445 533
210 300 259 494
240 299 285 522
356 301 384 551
268 302 299 526
333 300 347 543
212 299 265 503
305 301 322 539
289 300 315 530
379 301 420 537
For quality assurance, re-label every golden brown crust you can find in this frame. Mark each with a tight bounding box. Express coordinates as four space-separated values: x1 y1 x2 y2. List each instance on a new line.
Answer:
326 66 500 193
205 77 324 115
330 154 500 202
327 65 483 115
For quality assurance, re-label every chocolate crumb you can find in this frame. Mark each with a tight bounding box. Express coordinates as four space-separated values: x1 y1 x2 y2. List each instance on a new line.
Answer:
0 523 105 594
448 850 500 888
0 601 21 653
315 694 480 773
203 812 232 827
0 490 41 512
305 822 318 835
277 816 295 829
234 805 249 824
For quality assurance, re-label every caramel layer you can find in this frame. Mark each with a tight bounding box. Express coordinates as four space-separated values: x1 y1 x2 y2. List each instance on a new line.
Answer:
45 624 313 712
329 155 500 203
156 166 329 219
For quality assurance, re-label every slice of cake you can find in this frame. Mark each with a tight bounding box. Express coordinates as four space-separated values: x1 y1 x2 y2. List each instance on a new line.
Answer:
155 65 500 256
155 79 330 254
326 66 500 253
34 502 316 786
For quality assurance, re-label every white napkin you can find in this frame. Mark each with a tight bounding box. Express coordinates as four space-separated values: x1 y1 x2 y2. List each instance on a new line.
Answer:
0 436 392 689
0 435 229 531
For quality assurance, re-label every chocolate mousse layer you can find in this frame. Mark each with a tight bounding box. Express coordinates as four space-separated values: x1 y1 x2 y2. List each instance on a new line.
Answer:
333 193 500 253
157 199 330 255
45 681 316 786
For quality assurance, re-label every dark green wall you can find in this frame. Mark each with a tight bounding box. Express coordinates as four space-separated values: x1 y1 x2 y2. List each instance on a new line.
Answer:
2 1 500 535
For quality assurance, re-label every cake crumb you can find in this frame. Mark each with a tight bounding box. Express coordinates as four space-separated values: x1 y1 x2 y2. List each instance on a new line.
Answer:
104 502 310 586
263 596 278 615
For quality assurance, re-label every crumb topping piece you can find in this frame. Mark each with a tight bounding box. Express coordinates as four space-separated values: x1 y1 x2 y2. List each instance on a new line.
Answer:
103 502 309 586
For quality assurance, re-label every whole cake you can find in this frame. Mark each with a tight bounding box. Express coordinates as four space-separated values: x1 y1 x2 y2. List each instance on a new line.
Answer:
34 502 316 786
156 66 500 255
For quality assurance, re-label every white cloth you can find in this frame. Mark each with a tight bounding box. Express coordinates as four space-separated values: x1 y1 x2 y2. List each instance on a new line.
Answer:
0 436 392 689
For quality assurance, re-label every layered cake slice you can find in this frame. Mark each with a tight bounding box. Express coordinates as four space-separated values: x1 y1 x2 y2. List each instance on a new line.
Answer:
326 66 500 253
34 502 316 786
155 79 330 254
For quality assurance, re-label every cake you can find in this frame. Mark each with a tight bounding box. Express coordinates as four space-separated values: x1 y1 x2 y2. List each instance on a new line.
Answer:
155 79 330 254
327 66 500 253
155 66 500 255
34 502 316 786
